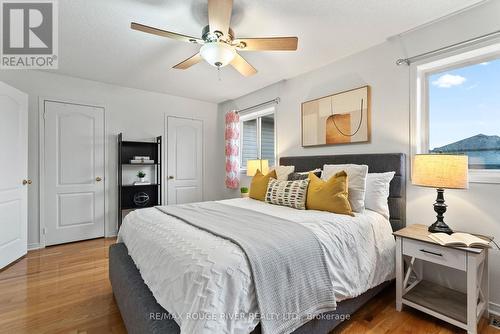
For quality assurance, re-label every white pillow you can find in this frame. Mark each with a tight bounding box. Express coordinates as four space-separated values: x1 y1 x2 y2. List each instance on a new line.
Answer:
365 172 395 219
322 164 369 212
272 165 295 181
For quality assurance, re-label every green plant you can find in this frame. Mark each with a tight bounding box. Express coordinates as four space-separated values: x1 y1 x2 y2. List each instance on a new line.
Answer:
137 171 146 178
240 187 249 193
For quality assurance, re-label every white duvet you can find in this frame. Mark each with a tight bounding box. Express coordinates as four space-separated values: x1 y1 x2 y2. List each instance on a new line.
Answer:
117 198 395 334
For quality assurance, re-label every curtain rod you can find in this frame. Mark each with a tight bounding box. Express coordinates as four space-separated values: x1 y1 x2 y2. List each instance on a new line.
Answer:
396 29 500 66
236 97 280 114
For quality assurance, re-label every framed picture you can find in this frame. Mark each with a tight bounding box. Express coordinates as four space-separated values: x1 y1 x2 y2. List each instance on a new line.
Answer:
301 85 371 147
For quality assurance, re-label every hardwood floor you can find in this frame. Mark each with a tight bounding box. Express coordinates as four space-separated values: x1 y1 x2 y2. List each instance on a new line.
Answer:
0 238 125 334
0 238 498 334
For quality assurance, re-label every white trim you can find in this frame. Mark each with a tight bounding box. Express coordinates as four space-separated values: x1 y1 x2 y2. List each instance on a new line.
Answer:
257 117 262 163
469 169 500 184
410 38 500 184
489 302 500 317
38 98 45 248
390 0 490 39
28 243 41 251
238 106 274 121
38 97 108 248
273 104 279 167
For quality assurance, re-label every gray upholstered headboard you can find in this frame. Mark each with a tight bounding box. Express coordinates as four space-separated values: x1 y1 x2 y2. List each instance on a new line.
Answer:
280 153 406 231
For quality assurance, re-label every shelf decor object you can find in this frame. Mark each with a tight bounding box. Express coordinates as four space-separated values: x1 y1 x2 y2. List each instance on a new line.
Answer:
412 154 468 234
240 187 249 198
118 133 162 228
137 171 146 183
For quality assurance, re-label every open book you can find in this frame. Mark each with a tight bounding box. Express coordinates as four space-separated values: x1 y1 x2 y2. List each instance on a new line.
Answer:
428 232 490 248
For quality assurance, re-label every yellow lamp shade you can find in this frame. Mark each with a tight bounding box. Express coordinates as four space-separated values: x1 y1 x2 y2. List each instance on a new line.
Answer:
246 159 269 176
412 154 469 189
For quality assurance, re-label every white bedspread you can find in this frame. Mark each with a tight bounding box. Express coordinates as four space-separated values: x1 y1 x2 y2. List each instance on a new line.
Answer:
117 198 395 334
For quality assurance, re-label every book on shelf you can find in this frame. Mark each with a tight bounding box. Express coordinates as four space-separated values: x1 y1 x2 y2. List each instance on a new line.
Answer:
130 159 155 164
428 232 491 248
133 156 150 160
133 181 151 186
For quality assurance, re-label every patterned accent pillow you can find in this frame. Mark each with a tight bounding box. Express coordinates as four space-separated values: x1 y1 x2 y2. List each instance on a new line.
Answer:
265 179 309 210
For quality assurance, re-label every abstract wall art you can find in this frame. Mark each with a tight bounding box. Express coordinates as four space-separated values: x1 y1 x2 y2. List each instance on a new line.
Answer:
301 85 371 147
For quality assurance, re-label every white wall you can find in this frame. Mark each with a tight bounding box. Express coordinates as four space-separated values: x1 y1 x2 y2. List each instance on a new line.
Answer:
0 70 219 247
218 0 500 311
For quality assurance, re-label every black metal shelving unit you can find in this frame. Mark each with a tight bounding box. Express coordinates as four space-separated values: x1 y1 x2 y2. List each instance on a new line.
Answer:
118 133 162 228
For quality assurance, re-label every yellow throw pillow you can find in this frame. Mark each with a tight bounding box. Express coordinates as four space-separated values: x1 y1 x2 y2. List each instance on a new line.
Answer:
306 171 354 216
249 169 277 201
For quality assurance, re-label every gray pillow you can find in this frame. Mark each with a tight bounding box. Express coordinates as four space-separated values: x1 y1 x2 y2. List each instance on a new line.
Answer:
287 170 322 181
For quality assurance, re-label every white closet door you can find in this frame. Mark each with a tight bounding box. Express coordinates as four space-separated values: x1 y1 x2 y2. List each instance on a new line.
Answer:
167 117 203 205
43 101 105 246
0 82 28 269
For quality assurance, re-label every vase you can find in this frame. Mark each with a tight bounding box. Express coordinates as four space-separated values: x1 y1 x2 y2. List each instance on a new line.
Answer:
139 177 145 183
241 192 249 198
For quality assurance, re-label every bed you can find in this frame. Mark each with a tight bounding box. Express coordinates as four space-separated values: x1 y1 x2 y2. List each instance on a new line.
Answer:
109 153 406 334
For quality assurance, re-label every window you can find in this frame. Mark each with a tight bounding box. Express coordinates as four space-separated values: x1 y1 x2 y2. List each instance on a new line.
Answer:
241 118 258 168
428 58 500 169
412 42 500 183
240 108 276 169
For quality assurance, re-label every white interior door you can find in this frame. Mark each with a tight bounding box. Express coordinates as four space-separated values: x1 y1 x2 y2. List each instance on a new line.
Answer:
0 82 28 269
43 101 105 246
167 117 203 205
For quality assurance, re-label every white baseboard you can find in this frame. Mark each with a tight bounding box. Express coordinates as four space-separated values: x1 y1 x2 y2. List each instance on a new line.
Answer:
28 243 42 251
490 302 500 316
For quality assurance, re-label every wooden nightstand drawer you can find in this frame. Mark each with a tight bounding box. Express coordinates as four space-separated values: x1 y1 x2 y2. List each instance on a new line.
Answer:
403 238 466 271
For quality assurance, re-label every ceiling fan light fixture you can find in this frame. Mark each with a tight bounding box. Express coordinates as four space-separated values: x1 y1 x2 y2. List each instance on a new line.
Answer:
200 42 236 68
131 0 298 76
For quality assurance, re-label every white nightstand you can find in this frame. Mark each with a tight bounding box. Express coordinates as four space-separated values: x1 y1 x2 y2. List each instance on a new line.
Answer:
393 224 490 334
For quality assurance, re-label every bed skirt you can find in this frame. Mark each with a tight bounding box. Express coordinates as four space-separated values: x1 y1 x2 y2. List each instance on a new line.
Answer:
109 242 391 334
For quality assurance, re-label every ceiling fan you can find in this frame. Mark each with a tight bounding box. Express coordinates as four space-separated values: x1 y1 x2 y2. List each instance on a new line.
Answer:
131 0 298 77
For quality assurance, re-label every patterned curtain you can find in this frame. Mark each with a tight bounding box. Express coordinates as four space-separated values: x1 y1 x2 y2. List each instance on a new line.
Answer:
225 111 240 189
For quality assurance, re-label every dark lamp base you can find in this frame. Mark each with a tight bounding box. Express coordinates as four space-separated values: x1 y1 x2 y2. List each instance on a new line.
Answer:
428 222 453 234
428 188 454 235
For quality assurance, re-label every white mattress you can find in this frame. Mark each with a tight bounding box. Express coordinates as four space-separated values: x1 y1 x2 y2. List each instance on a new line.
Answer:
118 198 395 334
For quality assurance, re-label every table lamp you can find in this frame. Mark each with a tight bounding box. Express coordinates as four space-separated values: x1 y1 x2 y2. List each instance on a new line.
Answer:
246 159 269 176
412 154 469 234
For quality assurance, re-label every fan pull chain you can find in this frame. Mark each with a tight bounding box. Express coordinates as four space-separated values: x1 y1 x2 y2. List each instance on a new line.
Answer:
217 66 222 81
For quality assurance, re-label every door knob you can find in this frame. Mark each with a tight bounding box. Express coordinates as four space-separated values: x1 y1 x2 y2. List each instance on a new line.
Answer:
168 176 174 180
22 179 32 185
96 176 102 182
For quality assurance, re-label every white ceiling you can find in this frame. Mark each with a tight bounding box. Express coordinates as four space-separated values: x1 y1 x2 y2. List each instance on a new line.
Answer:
54 0 484 103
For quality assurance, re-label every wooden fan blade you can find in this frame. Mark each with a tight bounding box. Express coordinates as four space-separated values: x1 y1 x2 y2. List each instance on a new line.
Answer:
235 37 298 51
208 0 233 37
131 22 203 44
230 53 257 77
173 53 203 70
